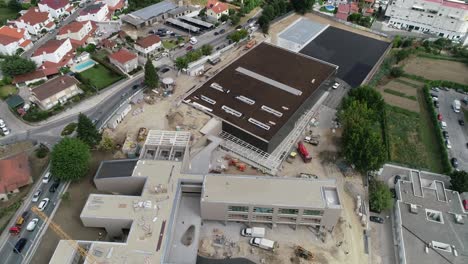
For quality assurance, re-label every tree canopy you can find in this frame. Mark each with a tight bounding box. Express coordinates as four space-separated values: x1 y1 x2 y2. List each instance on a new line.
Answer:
144 59 159 89
76 113 101 147
0 55 36 77
291 0 314 14
51 138 90 181
228 29 248 42
369 179 393 212
450 171 468 193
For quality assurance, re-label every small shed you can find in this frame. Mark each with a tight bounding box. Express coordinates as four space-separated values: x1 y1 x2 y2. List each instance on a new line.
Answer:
6 95 24 109
107 104 131 129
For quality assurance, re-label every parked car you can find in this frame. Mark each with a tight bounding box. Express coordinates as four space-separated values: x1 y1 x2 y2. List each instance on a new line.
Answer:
440 121 447 128
241 227 265 238
186 45 193 51
32 189 42 202
49 182 59 193
249 238 276 251
433 101 439 108
442 131 449 139
42 172 51 183
430 93 438 98
394 175 401 184
38 198 50 211
437 114 443 121
463 96 468 105
1 127 10 135
370 216 384 224
26 218 39 231
219 29 226 34
463 200 468 210
214 31 219 36
451 158 459 168
442 87 450 91
160 67 170 73
332 82 340 89
459 119 465 126
0 121 5 128
446 139 452 149
431 87 439 92
13 238 27 253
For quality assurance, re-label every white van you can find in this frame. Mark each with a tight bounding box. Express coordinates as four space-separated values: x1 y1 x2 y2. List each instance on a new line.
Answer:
189 37 197 45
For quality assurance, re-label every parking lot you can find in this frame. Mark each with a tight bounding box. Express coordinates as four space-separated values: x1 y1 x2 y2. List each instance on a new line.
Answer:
435 89 468 171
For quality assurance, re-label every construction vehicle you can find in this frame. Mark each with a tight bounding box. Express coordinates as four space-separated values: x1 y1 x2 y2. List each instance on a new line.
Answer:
245 39 257 50
304 136 319 146
241 227 265 238
297 141 312 163
31 206 97 263
286 151 297 163
294 245 314 260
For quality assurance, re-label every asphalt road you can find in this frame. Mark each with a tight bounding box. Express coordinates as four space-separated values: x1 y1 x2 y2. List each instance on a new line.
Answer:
0 173 66 264
436 89 468 171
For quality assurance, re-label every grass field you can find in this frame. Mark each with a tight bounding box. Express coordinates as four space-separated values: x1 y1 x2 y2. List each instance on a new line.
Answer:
404 57 468 85
0 0 18 22
0 85 17 99
78 64 122 90
162 40 177 50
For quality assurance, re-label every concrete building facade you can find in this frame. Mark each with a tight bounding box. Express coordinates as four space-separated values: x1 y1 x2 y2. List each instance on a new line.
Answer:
385 0 468 42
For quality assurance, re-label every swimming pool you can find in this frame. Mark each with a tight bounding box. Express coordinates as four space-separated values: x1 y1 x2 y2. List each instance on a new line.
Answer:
74 60 96 72
325 5 335 11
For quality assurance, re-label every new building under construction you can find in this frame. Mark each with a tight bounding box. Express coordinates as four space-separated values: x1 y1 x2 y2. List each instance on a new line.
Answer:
185 42 338 153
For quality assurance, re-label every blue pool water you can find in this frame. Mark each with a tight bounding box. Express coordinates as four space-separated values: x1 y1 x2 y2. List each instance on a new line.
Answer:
75 60 96 71
325 5 335 11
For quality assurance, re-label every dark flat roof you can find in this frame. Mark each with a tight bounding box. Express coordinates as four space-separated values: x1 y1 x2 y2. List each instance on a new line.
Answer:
300 27 390 87
187 42 337 141
95 159 138 179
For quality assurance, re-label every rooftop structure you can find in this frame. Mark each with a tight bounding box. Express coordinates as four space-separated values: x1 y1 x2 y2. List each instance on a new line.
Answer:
185 42 337 152
179 16 213 29
277 18 328 52
381 164 468 264
108 48 138 64
0 153 31 201
166 18 200 33
140 130 191 161
122 0 177 27
135 34 161 48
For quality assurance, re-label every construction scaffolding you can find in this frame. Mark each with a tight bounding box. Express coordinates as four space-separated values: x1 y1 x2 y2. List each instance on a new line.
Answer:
140 130 191 161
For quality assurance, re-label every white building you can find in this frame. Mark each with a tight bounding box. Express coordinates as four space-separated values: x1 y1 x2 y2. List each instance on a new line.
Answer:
77 3 109 22
0 26 33 55
57 20 94 46
99 0 126 11
38 0 74 19
385 0 468 42
134 34 161 55
205 0 229 22
31 38 73 66
14 7 55 35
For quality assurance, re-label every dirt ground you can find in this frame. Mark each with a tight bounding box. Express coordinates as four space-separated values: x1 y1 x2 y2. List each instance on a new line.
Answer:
404 57 468 85
381 80 418 97
31 151 115 264
376 79 420 112
382 93 420 113
268 13 389 45
0 141 34 159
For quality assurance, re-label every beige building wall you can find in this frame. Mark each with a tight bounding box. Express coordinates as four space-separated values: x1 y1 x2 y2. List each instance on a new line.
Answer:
35 84 82 110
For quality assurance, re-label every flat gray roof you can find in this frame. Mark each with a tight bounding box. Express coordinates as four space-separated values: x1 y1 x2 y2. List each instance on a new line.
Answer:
278 18 327 46
180 16 213 28
202 175 341 209
95 159 138 179
131 0 177 20
166 18 200 32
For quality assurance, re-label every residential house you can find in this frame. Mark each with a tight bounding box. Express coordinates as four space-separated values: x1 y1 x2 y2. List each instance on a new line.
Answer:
77 3 110 22
31 75 82 110
32 39 74 75
335 3 359 21
385 0 468 42
100 38 116 49
134 35 161 55
109 49 138 73
57 20 96 47
205 0 228 22
0 153 31 201
38 0 74 19
99 0 126 11
0 26 33 55
12 70 48 87
14 7 55 35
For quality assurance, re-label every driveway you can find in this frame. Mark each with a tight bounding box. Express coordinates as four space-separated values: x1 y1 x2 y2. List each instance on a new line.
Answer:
435 89 468 171
370 213 396 264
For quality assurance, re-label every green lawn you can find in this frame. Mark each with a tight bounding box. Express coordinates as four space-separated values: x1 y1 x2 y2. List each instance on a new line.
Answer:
162 40 177 50
78 64 122 90
0 85 17 100
0 0 18 23
386 102 443 172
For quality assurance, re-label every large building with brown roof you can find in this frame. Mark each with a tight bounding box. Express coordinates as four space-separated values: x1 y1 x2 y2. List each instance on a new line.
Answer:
31 75 82 110
0 26 33 55
185 42 338 153
109 49 138 73
57 21 96 47
14 7 55 35
134 34 161 55
0 153 31 201
31 39 74 75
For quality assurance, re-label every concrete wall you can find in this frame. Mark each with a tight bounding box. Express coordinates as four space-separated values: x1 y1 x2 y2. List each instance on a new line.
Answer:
94 176 146 195
81 216 132 238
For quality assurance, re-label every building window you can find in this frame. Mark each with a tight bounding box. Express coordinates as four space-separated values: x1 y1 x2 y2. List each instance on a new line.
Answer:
278 216 297 223
253 207 273 214
253 215 272 222
279 208 299 215
300 218 321 224
228 214 248 220
228 206 249 212
303 210 323 216
426 209 444 224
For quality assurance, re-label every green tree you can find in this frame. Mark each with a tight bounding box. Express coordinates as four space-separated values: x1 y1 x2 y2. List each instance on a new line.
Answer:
144 59 159 88
392 35 402 48
220 14 229 22
369 180 393 212
0 55 36 77
8 0 22 11
98 135 116 152
199 8 207 17
401 38 413 48
390 67 404 77
201 45 213 56
228 8 236 15
175 57 189 70
343 86 385 119
450 171 468 193
76 113 101 147
230 14 241 25
394 49 411 63
291 0 314 14
228 29 249 42
51 138 90 181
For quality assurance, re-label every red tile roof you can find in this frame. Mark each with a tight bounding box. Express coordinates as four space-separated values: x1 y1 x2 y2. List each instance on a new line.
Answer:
109 49 137 64
32 75 79 101
0 153 31 194
45 21 55 29
40 0 69 9
0 26 27 45
350 2 359 13
337 3 350 14
33 39 67 56
136 35 161 48
336 12 349 21
206 0 228 14
80 3 106 15
18 8 50 26
20 39 32 47
101 38 116 48
107 0 125 11
12 70 46 84
59 21 89 35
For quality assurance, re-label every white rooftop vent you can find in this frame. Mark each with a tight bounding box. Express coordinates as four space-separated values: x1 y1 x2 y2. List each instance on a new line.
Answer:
210 83 229 93
221 105 242 117
311 79 316 84
201 95 216 105
409 204 418 214
248 118 270 130
282 106 289 110
268 121 276 125
454 214 464 224
236 95 255 105
261 105 283 117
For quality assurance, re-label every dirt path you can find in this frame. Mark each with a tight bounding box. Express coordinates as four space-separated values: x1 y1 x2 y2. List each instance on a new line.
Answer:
404 57 468 85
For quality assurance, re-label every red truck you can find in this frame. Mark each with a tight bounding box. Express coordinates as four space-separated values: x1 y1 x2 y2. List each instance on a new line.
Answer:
297 141 312 163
